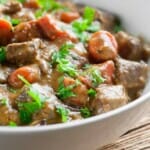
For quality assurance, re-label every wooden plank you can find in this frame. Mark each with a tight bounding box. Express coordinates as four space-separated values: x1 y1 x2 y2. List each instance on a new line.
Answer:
100 114 150 150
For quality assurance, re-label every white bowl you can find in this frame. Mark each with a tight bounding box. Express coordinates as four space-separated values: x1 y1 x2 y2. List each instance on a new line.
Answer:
0 1 150 150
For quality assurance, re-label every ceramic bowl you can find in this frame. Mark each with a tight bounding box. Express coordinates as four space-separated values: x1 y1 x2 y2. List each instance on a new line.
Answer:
0 0 150 150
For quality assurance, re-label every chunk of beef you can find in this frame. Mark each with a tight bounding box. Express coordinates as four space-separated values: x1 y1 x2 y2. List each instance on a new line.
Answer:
6 39 42 65
13 21 43 42
95 9 116 31
2 1 22 14
115 57 148 89
115 57 148 99
0 65 12 83
115 31 150 61
91 84 128 114
0 86 19 125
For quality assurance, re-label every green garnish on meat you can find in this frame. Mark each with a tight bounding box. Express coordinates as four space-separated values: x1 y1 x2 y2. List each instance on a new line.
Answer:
72 6 100 42
9 121 17 127
88 88 96 98
56 77 76 100
0 98 7 106
17 75 46 124
0 47 6 63
56 105 69 122
80 107 91 118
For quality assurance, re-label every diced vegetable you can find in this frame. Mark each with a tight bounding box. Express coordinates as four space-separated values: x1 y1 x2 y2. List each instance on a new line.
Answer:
0 19 13 45
88 88 96 98
88 31 118 62
8 66 40 88
60 12 80 23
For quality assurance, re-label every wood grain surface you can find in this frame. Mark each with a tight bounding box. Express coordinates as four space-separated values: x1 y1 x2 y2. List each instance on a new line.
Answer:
100 113 150 150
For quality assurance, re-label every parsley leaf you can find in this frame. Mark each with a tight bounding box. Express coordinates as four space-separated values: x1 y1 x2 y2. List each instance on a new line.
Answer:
88 88 96 98
0 0 7 4
11 19 21 26
51 43 73 64
17 75 45 124
56 105 69 122
0 98 7 105
114 19 122 33
72 7 99 42
80 107 91 118
83 6 95 25
57 60 78 77
0 47 6 63
90 69 105 87
37 0 64 11
57 77 76 100
9 121 17 127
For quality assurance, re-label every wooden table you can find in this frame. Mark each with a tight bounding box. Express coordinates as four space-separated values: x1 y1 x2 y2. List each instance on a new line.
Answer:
100 112 150 150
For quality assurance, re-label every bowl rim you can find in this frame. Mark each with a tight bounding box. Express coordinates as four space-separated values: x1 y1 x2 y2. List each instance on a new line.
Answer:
0 90 149 133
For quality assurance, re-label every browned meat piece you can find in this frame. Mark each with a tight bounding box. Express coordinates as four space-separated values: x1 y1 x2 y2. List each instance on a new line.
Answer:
115 31 150 61
0 65 12 83
115 57 148 89
62 77 89 107
13 21 43 42
2 1 22 14
6 39 42 65
115 57 148 99
0 86 19 125
91 84 129 114
95 9 116 31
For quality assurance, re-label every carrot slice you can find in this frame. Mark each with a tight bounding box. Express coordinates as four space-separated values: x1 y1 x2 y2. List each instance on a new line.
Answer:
0 19 13 45
88 31 118 62
60 12 80 23
8 66 40 88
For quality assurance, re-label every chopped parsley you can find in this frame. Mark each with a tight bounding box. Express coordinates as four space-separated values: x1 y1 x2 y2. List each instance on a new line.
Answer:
52 43 73 64
56 105 69 122
51 43 77 77
80 107 91 118
90 69 105 87
57 77 76 100
72 6 99 42
0 47 6 63
114 19 123 33
11 19 21 26
88 88 96 98
9 121 17 127
36 0 66 18
17 75 46 124
0 98 7 106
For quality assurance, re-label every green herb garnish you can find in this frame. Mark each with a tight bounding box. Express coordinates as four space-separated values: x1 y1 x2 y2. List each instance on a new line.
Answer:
90 69 105 87
56 105 69 122
0 47 6 63
52 43 73 64
17 75 45 124
9 121 17 127
57 77 76 100
114 19 122 33
88 88 96 98
11 19 21 26
80 107 91 118
0 98 7 105
72 6 99 42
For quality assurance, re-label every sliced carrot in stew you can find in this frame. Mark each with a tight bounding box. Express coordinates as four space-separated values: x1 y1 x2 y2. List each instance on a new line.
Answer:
0 19 13 45
8 66 40 88
37 15 77 42
88 31 118 62
60 12 80 23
